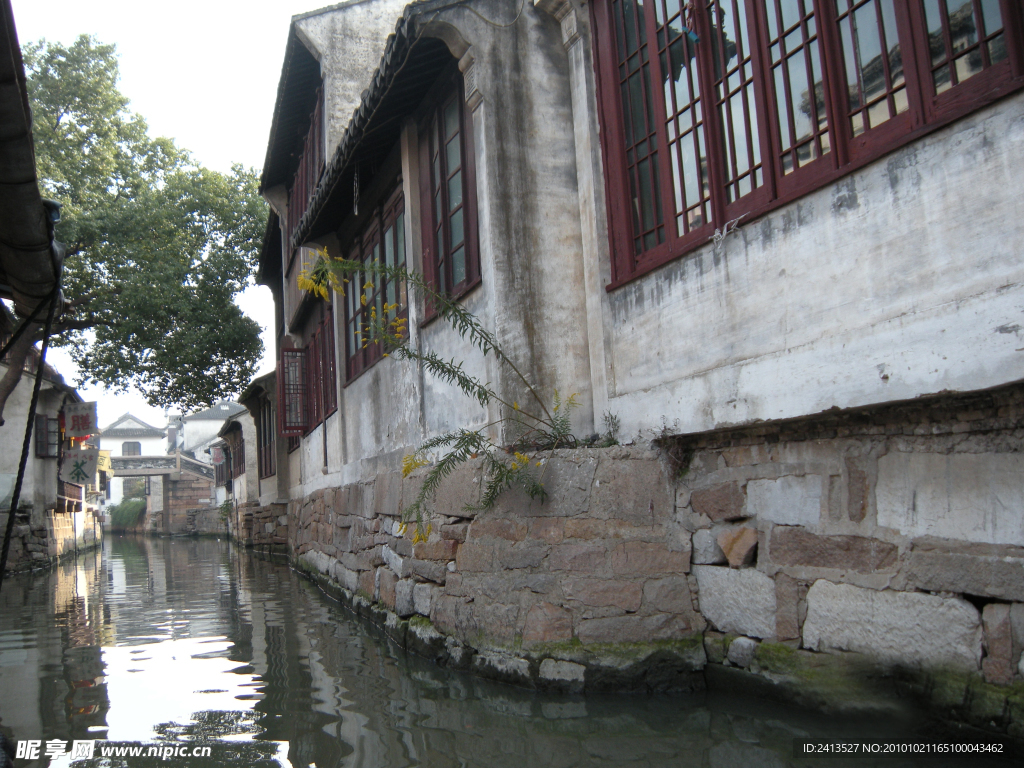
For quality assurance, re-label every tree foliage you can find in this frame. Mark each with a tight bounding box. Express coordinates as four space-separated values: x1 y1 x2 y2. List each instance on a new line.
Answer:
3 36 267 416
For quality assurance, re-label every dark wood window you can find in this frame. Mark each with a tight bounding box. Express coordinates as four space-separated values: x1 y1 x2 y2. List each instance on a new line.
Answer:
231 436 245 478
419 72 480 307
592 0 1024 285
35 415 58 458
257 396 276 479
215 448 230 487
121 441 142 456
278 304 337 437
345 184 408 381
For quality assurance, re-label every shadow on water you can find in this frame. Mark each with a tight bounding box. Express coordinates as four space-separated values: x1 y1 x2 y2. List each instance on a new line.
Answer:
0 537 1015 767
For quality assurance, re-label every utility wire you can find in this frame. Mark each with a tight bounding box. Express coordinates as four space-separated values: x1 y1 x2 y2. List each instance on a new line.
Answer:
0 283 60 595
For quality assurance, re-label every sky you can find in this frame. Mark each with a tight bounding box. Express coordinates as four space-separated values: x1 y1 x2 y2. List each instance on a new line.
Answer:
11 0 332 428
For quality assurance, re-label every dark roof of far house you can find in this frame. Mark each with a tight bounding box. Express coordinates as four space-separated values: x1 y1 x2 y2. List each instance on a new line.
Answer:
185 401 247 421
100 413 166 438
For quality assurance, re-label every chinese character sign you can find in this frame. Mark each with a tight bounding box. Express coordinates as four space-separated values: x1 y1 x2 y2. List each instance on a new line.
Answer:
64 402 98 439
60 448 99 485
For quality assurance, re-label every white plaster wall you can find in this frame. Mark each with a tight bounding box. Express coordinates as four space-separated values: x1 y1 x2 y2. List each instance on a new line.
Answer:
294 0 409 154
592 92 1024 438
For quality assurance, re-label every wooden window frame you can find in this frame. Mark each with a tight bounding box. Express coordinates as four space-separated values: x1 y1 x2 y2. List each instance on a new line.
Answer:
418 68 481 319
344 183 409 383
257 396 276 479
34 415 58 458
592 0 1024 288
121 441 142 456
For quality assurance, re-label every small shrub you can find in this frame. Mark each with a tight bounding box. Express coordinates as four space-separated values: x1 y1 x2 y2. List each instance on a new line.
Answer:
108 497 146 529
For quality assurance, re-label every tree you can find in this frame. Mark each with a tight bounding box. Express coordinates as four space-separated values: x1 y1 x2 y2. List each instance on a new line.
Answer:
0 36 267 423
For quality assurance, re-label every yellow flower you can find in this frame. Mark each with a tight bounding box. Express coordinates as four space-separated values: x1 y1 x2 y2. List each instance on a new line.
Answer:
361 295 367 306
402 453 430 478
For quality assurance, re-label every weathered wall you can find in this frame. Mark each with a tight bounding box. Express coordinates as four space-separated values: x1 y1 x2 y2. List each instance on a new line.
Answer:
156 475 216 535
0 508 102 573
286 383 1024 735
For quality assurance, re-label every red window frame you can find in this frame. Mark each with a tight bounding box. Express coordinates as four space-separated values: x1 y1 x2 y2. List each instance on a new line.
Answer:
278 345 307 437
418 69 480 315
345 184 408 382
591 0 1024 287
278 303 337 439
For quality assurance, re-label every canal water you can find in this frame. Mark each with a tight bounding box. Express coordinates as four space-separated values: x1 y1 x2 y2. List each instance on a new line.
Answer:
0 538 1013 767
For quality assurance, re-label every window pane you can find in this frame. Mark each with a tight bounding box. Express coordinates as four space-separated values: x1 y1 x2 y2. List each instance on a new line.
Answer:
450 207 464 249
979 0 1003 36
452 246 466 285
446 135 461 176
448 171 463 211
945 1 977 49
444 98 460 139
923 0 946 66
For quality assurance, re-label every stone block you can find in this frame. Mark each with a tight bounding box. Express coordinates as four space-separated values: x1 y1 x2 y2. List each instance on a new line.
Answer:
877 452 1024 545
982 603 1013 685
374 471 402 518
531 518 564 544
382 544 410 577
539 658 585 683
727 636 758 668
692 528 726 565
523 602 573 646
357 569 376 600
564 518 658 541
802 580 982 670
1011 603 1024 672
691 483 745 522
576 613 693 644
378 568 397 610
547 544 606 572
414 582 436 616
470 518 528 541
746 475 822 528
395 579 416 617
769 527 897 573
341 552 371 571
498 542 549 570
414 539 459 561
440 523 468 542
563 578 642 612
530 453 598 517
900 542 1024 602
717 526 758 568
774 573 803 642
693 565 777 639
846 462 869 523
591 455 672 525
611 541 689 575
425 458 483 517
409 558 447 585
456 542 496 572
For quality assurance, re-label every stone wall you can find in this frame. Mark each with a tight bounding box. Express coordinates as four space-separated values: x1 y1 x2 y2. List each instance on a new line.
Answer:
1 507 102 573
251 502 287 555
287 383 1024 736
158 475 215 534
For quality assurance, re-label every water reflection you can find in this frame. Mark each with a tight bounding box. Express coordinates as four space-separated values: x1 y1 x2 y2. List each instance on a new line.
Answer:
0 538 1014 767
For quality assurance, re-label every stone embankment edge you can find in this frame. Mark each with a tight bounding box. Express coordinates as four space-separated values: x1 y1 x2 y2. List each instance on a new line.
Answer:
286 549 1024 746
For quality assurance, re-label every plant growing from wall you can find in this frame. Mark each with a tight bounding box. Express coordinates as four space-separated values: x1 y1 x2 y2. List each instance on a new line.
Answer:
300 251 578 537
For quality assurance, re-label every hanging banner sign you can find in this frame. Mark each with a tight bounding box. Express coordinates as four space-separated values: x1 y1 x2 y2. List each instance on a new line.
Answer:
97 450 112 474
61 448 99 485
211 446 225 465
64 402 98 439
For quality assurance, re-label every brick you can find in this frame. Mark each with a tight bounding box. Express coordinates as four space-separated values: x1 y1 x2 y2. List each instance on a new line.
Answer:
717 526 758 568
610 541 689 575
982 603 1014 686
691 483 746 522
770 527 897 572
564 578 642 612
522 602 573 646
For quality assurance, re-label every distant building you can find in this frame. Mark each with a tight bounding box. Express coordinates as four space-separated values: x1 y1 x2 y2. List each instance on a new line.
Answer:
96 414 166 507
167 401 247 463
